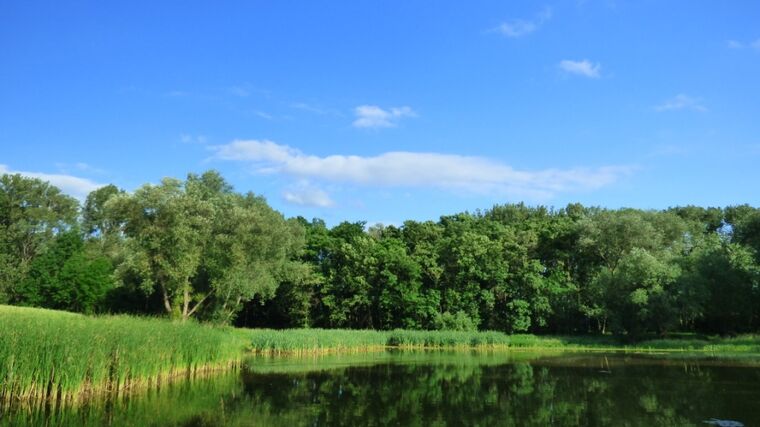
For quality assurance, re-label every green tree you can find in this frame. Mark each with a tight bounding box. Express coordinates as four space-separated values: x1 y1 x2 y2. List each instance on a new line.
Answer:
578 210 685 333
106 176 213 320
15 229 114 313
373 237 428 329
688 239 760 333
318 224 377 328
55 247 114 313
83 184 124 237
598 248 681 337
107 171 303 323
0 174 78 302
194 172 306 323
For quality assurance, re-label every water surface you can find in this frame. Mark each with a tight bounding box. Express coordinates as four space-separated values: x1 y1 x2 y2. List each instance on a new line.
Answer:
3 351 759 426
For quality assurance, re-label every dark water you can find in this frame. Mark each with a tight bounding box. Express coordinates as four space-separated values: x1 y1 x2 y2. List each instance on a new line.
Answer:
3 351 760 426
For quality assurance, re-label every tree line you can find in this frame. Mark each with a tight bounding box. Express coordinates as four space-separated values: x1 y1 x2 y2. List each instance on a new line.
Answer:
2 170 759 337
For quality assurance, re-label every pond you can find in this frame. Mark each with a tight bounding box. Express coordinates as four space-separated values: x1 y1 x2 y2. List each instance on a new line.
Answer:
2 351 759 426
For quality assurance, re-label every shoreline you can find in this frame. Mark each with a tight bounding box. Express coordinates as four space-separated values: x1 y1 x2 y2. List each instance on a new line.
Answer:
4 305 760 406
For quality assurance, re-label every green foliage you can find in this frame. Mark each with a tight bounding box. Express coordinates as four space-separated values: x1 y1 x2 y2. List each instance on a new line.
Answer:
249 328 388 354
4 304 760 407
0 305 248 403
0 174 78 303
683 239 760 334
248 202 760 338
2 170 760 337
105 171 304 322
106 176 215 319
82 184 123 237
599 248 681 337
15 230 114 313
433 310 477 331
9 350 760 427
56 250 114 313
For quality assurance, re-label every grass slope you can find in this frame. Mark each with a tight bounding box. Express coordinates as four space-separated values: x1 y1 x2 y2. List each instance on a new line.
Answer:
248 328 760 355
0 305 247 404
3 305 760 405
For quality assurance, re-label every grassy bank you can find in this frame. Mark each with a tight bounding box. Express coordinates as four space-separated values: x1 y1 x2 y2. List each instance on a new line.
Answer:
4 305 760 405
0 305 248 404
248 328 760 355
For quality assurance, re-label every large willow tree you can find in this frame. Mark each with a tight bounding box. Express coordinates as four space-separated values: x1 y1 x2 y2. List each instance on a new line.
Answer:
106 170 305 322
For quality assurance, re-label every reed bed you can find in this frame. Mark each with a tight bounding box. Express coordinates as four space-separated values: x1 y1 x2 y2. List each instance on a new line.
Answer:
386 330 512 348
249 329 760 355
5 304 760 406
0 305 248 405
249 329 389 354
251 329 538 353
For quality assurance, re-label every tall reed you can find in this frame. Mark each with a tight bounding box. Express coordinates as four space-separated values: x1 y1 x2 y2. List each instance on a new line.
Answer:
0 305 248 404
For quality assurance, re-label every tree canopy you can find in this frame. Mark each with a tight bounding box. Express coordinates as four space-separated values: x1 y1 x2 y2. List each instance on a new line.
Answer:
2 171 759 337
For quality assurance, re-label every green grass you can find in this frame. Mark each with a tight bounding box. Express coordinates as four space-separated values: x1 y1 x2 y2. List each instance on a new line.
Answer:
0 305 248 404
248 329 526 354
386 329 511 348
250 329 389 354
247 330 622 354
249 329 760 355
4 304 760 406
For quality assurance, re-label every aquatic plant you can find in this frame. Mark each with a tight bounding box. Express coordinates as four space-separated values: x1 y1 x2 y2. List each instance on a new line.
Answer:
0 305 248 404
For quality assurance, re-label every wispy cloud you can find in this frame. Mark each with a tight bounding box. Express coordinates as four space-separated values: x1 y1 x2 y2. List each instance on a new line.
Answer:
165 90 190 97
726 38 760 51
647 144 690 158
55 162 107 175
282 181 334 207
654 94 707 112
493 7 553 38
352 105 417 129
0 164 103 200
180 134 208 144
290 102 343 117
211 140 632 200
253 111 274 120
558 59 601 78
226 83 271 98
228 86 250 97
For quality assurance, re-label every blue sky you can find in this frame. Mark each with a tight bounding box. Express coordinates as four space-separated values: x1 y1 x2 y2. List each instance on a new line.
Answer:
2 1 759 225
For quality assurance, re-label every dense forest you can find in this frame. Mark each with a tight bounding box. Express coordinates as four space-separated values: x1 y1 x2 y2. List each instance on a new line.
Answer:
1 170 759 338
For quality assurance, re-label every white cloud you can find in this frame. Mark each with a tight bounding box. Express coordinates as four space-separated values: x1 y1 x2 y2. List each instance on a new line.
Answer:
352 105 417 129
0 164 103 200
654 94 707 112
211 140 632 200
253 111 273 120
282 182 334 207
290 102 343 117
165 90 190 97
496 20 538 38
558 59 601 78
54 162 106 175
228 86 250 97
181 134 208 144
74 162 95 172
725 38 760 51
494 7 552 38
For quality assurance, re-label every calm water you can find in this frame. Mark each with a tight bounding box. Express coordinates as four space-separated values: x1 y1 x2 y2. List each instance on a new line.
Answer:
3 351 760 426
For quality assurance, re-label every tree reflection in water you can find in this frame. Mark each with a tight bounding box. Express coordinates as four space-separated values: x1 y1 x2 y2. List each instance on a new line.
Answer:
3 352 759 427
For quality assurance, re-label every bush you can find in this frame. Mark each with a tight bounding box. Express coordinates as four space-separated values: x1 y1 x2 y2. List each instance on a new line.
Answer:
433 311 477 331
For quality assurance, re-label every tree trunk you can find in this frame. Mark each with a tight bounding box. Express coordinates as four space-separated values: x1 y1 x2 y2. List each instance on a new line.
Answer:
161 285 173 316
181 288 190 321
184 290 213 321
